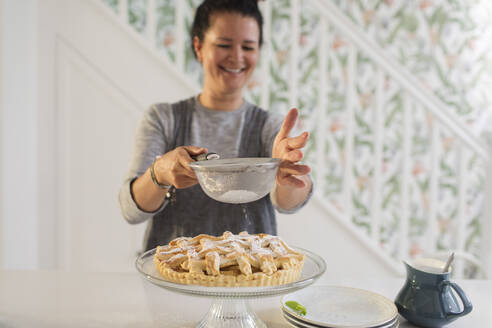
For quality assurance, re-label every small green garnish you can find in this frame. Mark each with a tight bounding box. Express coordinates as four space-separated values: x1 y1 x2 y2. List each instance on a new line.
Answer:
285 300 307 316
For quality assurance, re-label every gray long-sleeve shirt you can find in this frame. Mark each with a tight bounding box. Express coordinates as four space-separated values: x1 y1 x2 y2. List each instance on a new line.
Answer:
118 96 311 226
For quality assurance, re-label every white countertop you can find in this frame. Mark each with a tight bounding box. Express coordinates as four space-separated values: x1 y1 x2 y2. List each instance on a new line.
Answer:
0 270 490 327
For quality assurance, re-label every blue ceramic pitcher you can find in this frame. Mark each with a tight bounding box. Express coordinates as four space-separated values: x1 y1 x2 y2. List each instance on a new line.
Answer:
395 259 472 328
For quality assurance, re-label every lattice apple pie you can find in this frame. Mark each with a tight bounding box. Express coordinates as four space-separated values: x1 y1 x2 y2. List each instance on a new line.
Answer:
153 231 305 287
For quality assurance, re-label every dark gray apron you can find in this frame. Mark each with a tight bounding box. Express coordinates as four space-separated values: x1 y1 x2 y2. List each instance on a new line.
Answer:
144 99 277 250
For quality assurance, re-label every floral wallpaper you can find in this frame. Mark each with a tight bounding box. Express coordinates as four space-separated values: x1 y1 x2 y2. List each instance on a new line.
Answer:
101 0 491 277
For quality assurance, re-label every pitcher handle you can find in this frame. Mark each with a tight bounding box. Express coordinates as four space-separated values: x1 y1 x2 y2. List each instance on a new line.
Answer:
440 280 473 320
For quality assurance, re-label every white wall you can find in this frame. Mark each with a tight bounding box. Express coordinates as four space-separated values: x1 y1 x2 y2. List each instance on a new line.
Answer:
0 0 38 269
37 0 57 269
0 0 4 269
278 199 401 279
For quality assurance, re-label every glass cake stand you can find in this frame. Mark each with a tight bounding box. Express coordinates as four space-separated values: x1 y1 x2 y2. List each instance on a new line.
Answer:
135 247 326 328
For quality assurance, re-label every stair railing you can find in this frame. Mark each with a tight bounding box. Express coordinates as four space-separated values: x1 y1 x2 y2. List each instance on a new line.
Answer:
98 0 490 278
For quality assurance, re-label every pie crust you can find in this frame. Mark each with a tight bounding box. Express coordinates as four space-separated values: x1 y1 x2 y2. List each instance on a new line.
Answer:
153 231 305 287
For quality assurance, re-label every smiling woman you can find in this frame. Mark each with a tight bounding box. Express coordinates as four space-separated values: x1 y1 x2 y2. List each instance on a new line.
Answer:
118 0 313 252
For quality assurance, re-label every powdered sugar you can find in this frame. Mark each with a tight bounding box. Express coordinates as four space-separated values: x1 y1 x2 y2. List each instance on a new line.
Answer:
216 190 260 203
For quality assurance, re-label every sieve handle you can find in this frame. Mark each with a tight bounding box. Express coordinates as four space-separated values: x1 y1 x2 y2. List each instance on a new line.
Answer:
192 152 220 161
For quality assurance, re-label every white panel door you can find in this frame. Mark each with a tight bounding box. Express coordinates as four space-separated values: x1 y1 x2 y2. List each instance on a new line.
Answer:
37 0 197 271
56 41 144 272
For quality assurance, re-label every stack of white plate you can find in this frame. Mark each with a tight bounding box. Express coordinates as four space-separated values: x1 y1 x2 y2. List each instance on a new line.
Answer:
281 286 399 328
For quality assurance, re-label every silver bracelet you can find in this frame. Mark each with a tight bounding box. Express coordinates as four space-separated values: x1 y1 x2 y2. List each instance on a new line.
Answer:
150 156 171 189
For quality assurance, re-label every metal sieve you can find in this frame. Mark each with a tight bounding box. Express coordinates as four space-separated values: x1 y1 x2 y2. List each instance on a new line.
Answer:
189 157 281 204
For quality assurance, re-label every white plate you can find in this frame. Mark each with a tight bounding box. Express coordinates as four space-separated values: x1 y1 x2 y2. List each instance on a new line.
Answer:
283 313 315 328
281 285 398 328
282 310 399 328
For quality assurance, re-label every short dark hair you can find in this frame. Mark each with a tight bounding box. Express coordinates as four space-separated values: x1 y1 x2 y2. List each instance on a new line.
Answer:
191 0 264 58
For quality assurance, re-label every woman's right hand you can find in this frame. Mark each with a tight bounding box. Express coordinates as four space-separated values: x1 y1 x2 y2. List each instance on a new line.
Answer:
153 146 208 189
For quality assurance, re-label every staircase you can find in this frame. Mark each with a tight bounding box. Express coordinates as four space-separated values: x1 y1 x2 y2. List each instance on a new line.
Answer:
99 0 490 278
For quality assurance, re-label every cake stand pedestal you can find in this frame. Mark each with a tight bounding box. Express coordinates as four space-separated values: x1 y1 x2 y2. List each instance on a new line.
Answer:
196 298 265 328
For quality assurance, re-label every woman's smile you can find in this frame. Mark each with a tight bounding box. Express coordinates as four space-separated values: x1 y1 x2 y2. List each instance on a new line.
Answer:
221 66 245 74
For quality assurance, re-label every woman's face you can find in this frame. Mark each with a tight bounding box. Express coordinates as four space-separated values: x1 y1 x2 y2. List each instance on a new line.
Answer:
194 12 260 96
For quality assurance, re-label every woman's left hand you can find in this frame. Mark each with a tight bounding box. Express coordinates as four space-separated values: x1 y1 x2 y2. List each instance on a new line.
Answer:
272 108 311 188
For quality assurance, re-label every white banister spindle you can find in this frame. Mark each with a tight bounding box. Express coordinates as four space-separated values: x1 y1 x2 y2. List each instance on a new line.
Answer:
401 93 412 259
118 0 128 24
371 68 384 242
482 156 492 278
175 0 185 73
146 0 156 46
289 0 299 107
427 116 440 253
343 44 356 217
398 95 411 260
455 143 468 278
259 0 271 110
316 18 328 194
